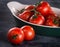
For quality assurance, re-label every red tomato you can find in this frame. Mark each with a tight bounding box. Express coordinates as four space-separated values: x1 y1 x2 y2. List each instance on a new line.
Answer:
29 14 45 25
36 1 52 16
7 27 24 44
45 12 57 20
45 17 59 27
25 5 35 10
18 10 34 21
21 25 35 41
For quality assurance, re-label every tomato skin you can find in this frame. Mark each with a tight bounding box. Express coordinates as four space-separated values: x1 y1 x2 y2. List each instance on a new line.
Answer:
36 1 52 16
7 27 24 44
45 18 55 26
18 10 33 21
45 17 59 27
29 14 45 25
21 25 35 41
45 12 57 20
25 5 35 10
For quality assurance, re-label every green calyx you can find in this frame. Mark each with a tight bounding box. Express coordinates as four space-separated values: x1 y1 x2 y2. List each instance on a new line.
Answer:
31 8 41 19
19 8 25 13
53 18 59 25
35 1 40 6
32 14 38 19
12 34 18 39
32 9 39 19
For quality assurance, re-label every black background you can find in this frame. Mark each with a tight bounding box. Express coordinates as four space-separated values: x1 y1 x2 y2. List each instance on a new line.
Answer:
0 0 60 47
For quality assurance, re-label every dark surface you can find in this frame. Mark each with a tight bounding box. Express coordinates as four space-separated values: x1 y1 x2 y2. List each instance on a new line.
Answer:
0 0 60 47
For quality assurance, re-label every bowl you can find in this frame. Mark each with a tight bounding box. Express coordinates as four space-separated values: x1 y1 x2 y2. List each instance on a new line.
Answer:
7 1 60 37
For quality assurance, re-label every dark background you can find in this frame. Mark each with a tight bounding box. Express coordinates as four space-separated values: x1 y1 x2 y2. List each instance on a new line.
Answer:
0 0 60 47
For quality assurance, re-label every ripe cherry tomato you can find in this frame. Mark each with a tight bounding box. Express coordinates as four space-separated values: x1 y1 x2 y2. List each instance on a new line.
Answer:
29 13 45 25
25 5 35 11
36 1 52 16
45 12 57 20
45 16 59 27
18 10 34 21
21 25 35 41
7 27 24 44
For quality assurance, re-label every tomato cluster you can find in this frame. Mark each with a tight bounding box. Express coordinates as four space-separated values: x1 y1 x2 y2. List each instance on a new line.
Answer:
18 1 60 27
7 25 35 44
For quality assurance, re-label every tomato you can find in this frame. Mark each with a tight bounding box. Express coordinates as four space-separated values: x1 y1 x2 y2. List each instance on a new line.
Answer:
45 16 59 27
21 25 35 41
36 1 52 17
29 13 45 25
18 10 34 21
7 27 24 44
45 12 57 20
25 5 35 11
